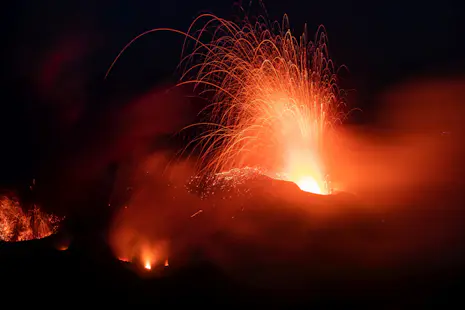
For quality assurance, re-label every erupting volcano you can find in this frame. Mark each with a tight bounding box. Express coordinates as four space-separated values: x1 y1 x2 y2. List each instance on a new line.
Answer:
1 1 462 307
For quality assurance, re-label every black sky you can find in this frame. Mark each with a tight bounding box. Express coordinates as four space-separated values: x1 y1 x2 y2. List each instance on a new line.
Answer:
1 0 464 189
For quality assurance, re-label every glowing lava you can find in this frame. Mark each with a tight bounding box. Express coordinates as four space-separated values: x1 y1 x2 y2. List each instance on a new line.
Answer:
141 246 155 271
282 148 328 194
296 176 323 194
1 195 61 242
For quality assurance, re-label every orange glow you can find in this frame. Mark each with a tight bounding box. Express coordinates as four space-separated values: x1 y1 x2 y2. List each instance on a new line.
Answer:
55 235 71 251
164 259 169 267
177 14 344 194
295 176 323 194
109 223 169 273
282 148 328 194
141 244 156 271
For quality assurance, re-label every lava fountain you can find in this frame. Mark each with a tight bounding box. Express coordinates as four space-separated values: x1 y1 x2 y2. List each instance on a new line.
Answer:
178 14 346 195
0 195 61 242
106 14 346 195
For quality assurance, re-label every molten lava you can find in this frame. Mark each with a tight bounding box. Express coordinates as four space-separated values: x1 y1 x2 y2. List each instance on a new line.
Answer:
144 261 151 270
296 176 323 194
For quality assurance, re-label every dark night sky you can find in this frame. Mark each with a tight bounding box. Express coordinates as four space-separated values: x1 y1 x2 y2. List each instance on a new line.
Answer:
1 0 464 192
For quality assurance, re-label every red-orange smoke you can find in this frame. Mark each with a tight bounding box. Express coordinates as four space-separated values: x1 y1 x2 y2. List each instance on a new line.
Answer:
329 77 465 201
109 152 199 272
